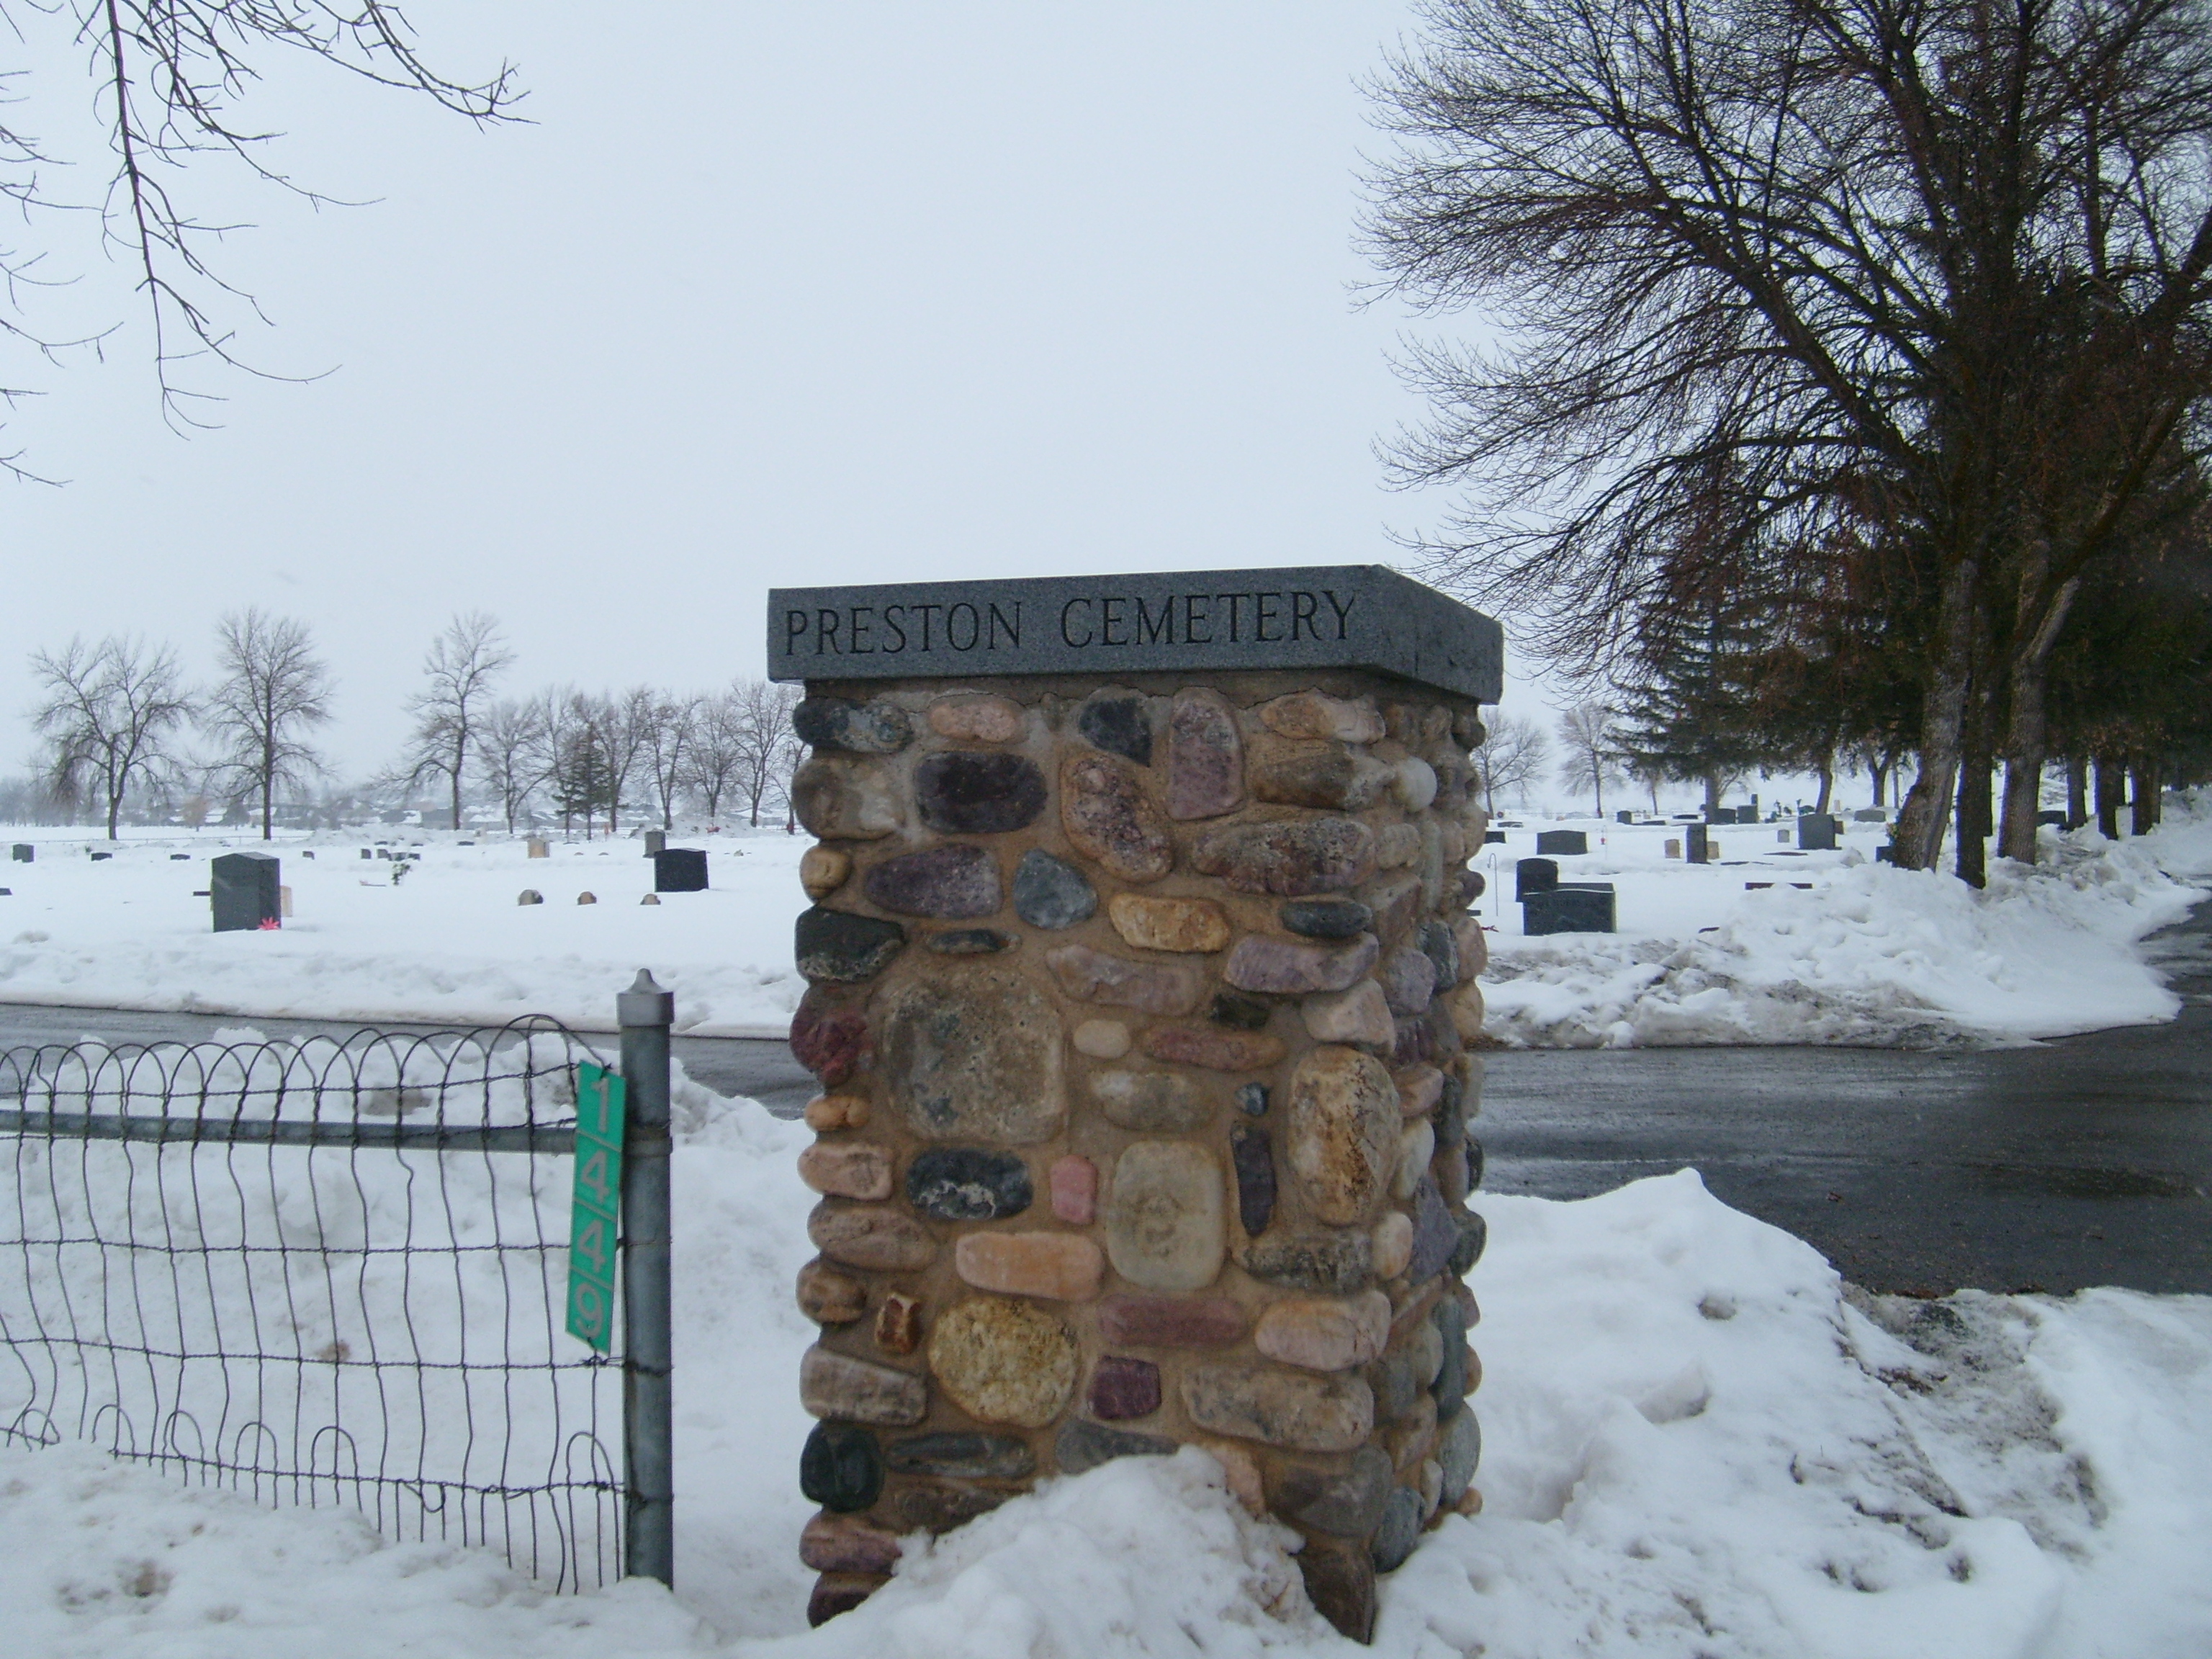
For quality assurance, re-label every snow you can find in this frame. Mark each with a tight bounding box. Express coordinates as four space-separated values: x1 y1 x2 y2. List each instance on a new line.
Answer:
6 1071 2208 1658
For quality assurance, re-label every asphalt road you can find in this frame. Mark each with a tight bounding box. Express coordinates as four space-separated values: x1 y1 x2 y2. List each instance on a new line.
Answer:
5 907 2208 1297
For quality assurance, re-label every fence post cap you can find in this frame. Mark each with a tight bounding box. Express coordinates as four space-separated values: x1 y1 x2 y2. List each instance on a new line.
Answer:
618 968 675 1028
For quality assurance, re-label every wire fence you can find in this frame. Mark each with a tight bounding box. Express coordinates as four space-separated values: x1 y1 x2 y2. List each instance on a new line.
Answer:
0 1017 626 1591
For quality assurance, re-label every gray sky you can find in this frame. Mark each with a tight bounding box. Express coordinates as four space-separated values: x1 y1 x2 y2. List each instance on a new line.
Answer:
3 3 1557 784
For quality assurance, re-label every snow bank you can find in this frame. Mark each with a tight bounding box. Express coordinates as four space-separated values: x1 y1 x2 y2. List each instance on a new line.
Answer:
6 1077 2207 1658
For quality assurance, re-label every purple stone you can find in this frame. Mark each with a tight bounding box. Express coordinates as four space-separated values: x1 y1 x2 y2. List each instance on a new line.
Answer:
863 844 1002 918
1231 1125 1275 1236
1087 1355 1162 1420
1406 1176 1459 1285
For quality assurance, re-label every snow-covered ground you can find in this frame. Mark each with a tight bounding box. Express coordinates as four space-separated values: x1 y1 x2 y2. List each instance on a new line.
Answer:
4 1071 2207 1658
4 804 2212 1048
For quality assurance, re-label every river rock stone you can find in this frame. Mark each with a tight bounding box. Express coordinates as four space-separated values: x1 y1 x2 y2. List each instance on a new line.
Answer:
927 927 1015 955
1088 1067 1212 1132
1107 892 1231 953
1418 920 1460 988
1361 875 1421 944
1045 943 1202 1015
926 695 1024 743
884 1484 1007 1534
1438 1404 1481 1505
796 1259 868 1325
1452 914 1489 978
1433 1077 1465 1146
1393 1017 1437 1067
1397 1065 1444 1119
795 907 907 982
801 845 852 899
1087 1355 1163 1420
884 971 1065 1143
1251 750 1390 811
1097 1294 1249 1346
1465 1136 1485 1192
1049 1154 1097 1223
1241 1228 1372 1294
1406 1177 1457 1285
799 1421 883 1512
1209 990 1274 1030
1223 931 1378 994
955 1231 1105 1301
791 757 902 840
1449 1209 1488 1277
1301 1542 1377 1643
1105 1141 1226 1292
1287 1046 1400 1224
1056 1419 1177 1474
1258 691 1385 744
906 1147 1033 1221
1370 1210 1413 1279
809 1202 939 1271
800 1512 903 1576
1077 693 1153 765
1012 848 1097 929
1141 1025 1285 1072
1272 1444 1393 1537
809 1572 886 1626
1376 822 1420 869
1417 818 1447 914
1191 819 1376 895
1256 1290 1391 1372
791 996 868 1088
884 1431 1036 1480
1395 1122 1436 1200
1433 1297 1467 1418
799 1345 927 1425
1059 752 1173 881
1394 757 1439 813
799 1141 894 1200
1236 1082 1270 1115
1301 981 1394 1048
863 845 1002 919
1444 981 1486 1043
794 697 913 755
927 1295 1079 1426
875 1293 922 1355
1280 896 1372 939
1231 1125 1275 1236
915 751 1047 835
1071 1017 1130 1058
1182 1364 1375 1452
1371 1486 1424 1572
1166 688 1245 820
1379 946 1438 1015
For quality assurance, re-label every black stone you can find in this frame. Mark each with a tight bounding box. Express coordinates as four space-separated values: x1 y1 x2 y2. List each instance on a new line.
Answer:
1076 696 1153 765
1534 829 1587 856
905 1148 1033 1221
1231 1126 1275 1236
1299 1541 1377 1644
1236 1082 1270 1117
1054 1419 1176 1475
793 696 912 755
799 1421 883 1512
1210 990 1273 1030
884 1431 1035 1480
1434 1296 1468 1420
1280 897 1372 940
210 850 280 933
1448 1209 1487 1277
1465 869 1487 900
1418 920 1458 989
1523 885 1616 935
1275 1445 1393 1537
652 848 709 893
795 907 907 982
915 752 1047 835
1011 848 1096 929
1370 1487 1425 1573
927 928 1015 955
1465 1136 1484 1192
1514 858 1558 900
1406 1177 1458 1285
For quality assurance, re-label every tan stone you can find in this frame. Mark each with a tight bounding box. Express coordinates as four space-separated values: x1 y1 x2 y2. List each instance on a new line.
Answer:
1087 1068 1213 1133
800 1512 904 1575
1141 1025 1285 1072
883 971 1066 1144
1071 1018 1131 1058
800 1344 927 1424
1182 1364 1375 1452
1043 943 1204 1015
1300 981 1394 1047
1286 1046 1400 1224
1377 822 1421 869
1371 1211 1413 1279
1397 1066 1445 1118
1197 1438 1268 1515
796 1259 868 1325
1258 691 1385 745
927 695 1025 743
798 1141 894 1200
1395 1121 1436 1200
876 1292 922 1355
809 1201 938 1271
954 1231 1105 1301
1445 981 1487 1043
1059 752 1174 882
1103 1141 1226 1292
1453 915 1489 979
1107 893 1231 953
803 1094 871 1132
1254 1290 1393 1372
801 845 853 900
1386 1394 1439 1470
927 1295 1079 1427
791 757 902 840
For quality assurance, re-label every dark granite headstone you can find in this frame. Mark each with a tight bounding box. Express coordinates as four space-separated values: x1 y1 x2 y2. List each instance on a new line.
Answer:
1796 814 1838 851
1483 829 1506 844
9 844 28 863
653 848 709 893
2036 810 2067 827
1514 858 1558 900
1686 824 1711 865
1523 885 1615 935
1534 830 1587 855
210 850 281 932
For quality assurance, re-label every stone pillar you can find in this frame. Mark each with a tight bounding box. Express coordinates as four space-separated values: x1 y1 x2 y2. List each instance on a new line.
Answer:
771 570 1498 1642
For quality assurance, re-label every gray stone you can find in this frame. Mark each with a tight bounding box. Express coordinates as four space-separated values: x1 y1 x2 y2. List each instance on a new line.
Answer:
809 1202 939 1272
1060 753 1174 881
1433 1296 1468 1419
1251 750 1390 811
1379 946 1438 1015
1044 943 1202 1015
1273 1445 1395 1537
1055 1419 1177 1475
1236 1082 1270 1117
1222 931 1378 995
1406 1177 1458 1285
1166 688 1245 819
800 1345 927 1425
915 752 1047 835
1104 1141 1226 1292
1280 897 1373 940
1300 1542 1376 1644
1360 875 1421 943
883 971 1065 1143
799 1421 883 1512
863 845 1001 919
793 697 913 755
1182 1364 1375 1452
884 1432 1037 1480
1231 1125 1275 1236
795 907 907 982
1241 1228 1373 1294
885 1485 1008 1534
1437 1406 1482 1505
1449 1209 1487 1277
1088 1068 1212 1133
1370 1487 1424 1572
791 757 902 840
1012 849 1097 929
1286 1046 1400 1225
1418 920 1460 989
1077 694 1154 765
1191 819 1376 896
905 1148 1033 1221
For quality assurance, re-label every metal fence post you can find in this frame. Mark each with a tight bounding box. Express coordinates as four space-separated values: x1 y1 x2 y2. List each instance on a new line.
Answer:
617 968 675 1588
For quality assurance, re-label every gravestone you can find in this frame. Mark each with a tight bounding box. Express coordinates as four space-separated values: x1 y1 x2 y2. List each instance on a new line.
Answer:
653 848 709 893
9 844 29 863
644 829 667 856
1516 857 1559 900
1686 824 1712 865
1615 811 1633 824
528 837 550 858
210 851 281 932
1534 830 1587 855
1523 885 1615 935
770 565 1499 1641
1665 839 1681 859
2036 810 2067 827
1796 814 1838 852
1483 830 1506 845
1852 809 1886 822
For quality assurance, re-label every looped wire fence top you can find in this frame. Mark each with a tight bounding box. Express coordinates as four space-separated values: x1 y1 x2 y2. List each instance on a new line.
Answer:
0 1016 625 1591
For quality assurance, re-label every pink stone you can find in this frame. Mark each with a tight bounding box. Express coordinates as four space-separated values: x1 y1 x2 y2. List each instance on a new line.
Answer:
1253 1290 1393 1372
1141 1025 1287 1072
801 1512 904 1575
797 1141 893 1200
1378 946 1438 1015
1300 981 1394 1048
790 997 868 1089
1223 932 1378 995
1166 688 1245 820
1097 1294 1249 1346
1088 1355 1163 1420
1043 942 1204 1015
1049 1155 1098 1224
954 1231 1105 1301
1396 1066 1446 1118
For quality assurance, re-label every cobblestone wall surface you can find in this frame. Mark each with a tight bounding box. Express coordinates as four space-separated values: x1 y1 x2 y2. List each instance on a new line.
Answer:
784 670 1490 1642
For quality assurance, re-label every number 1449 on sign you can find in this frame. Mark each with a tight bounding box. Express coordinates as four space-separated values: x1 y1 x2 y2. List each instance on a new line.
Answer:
565 1061 626 1352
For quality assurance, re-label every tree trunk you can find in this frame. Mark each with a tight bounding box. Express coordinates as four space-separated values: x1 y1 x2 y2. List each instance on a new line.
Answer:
1814 750 1833 814
1893 560 1979 870
2131 757 2162 836
1869 755 1888 811
262 773 274 840
2066 757 2087 830
1996 570 2077 864
2095 757 2127 837
1955 683 1992 889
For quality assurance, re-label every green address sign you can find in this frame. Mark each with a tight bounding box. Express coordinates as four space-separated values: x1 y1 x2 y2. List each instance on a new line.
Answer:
565 1061 626 1352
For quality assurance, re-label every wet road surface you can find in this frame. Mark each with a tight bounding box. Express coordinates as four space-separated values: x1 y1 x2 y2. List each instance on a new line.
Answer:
5 907 2208 1296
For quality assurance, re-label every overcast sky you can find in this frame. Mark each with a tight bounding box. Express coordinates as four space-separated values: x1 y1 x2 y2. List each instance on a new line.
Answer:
4 4 1578 789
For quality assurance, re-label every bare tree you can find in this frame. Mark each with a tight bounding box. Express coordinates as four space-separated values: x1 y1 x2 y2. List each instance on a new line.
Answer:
1472 713 1548 813
683 686 750 823
637 691 701 832
1555 703 1622 817
474 696 547 835
730 678 801 828
401 613 513 832
27 635 193 836
201 608 333 838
